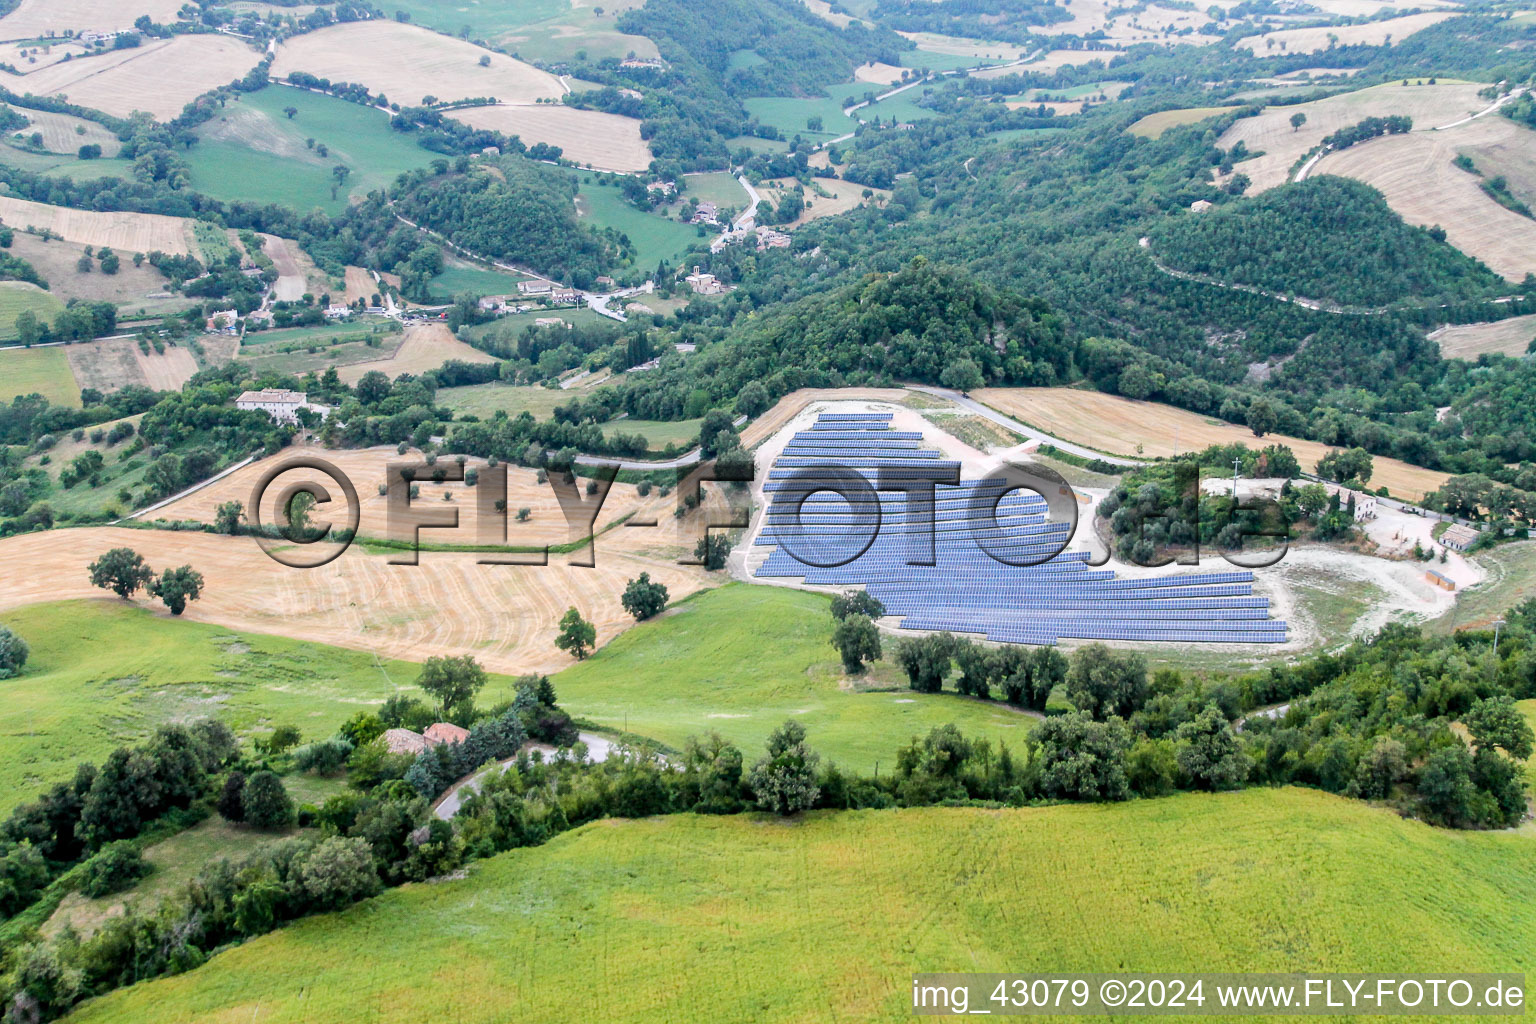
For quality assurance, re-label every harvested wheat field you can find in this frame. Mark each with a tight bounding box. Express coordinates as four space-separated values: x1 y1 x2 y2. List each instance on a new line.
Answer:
973 49 1123 78
344 266 380 304
5 108 120 156
854 61 906 85
896 32 1032 60
0 0 184 41
1128 106 1235 138
0 40 90 73
1217 79 1486 192
975 388 1450 502
273 22 563 108
1311 114 1536 281
1237 11 1454 54
0 195 194 254
5 35 262 119
153 445 655 543
783 178 887 227
801 0 860 28
740 387 911 448
261 234 330 303
335 322 496 383
447 104 651 172
0 526 713 676
1429 313 1536 359
66 337 199 395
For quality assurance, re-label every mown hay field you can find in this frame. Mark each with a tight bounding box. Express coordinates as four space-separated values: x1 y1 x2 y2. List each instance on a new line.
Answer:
4 35 262 119
1217 80 1486 193
975 387 1450 502
66 788 1536 1023
0 0 184 41
1311 114 1536 282
1235 10 1454 54
0 336 76 404
5 108 120 156
1429 313 1536 359
448 103 651 171
1127 105 1234 137
5 233 190 316
272 21 563 107
332 322 497 383
65 336 199 394
0 523 714 680
0 194 195 254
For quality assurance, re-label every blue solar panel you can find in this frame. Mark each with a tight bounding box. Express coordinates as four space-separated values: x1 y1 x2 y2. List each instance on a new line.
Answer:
750 423 1286 647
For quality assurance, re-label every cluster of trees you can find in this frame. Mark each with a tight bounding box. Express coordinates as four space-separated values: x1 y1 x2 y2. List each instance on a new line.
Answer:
1319 114 1412 152
869 0 1070 42
1150 176 1501 309
86 547 205 615
9 300 116 348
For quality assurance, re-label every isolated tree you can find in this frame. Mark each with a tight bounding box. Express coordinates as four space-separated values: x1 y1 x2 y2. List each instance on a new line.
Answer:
555 607 596 660
87 547 154 599
331 164 351 199
1290 111 1307 131
939 357 984 393
149 565 204 615
477 54 491 67
415 654 487 719
1245 398 1277 438
621 572 669 621
694 533 733 571
747 720 821 814
214 499 244 535
242 771 295 830
0 624 27 678
831 614 881 674
283 105 298 119
14 309 39 347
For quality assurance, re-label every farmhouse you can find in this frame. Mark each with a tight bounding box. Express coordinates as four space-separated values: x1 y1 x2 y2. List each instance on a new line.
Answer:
691 201 719 225
383 723 470 755
756 227 792 250
685 266 726 295
518 280 552 295
478 296 510 313
552 289 582 304
324 304 353 319
534 317 569 328
235 388 330 425
620 57 666 70
205 309 239 332
1440 523 1480 552
1335 489 1377 521
1190 199 1213 213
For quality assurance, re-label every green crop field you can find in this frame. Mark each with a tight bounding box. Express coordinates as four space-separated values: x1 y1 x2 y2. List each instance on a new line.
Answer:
0 600 526 813
67 788 1536 1023
439 381 592 420
576 181 705 269
381 0 569 39
744 83 871 139
187 86 435 213
600 415 702 449
0 340 78 406
0 281 66 343
429 259 531 300
552 584 1035 771
681 171 748 209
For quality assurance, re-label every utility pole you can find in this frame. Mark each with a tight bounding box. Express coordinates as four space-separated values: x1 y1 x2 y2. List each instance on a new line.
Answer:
1232 455 1242 499
1493 618 1506 657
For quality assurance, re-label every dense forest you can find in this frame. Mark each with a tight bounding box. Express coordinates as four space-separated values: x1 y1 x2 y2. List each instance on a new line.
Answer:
1149 176 1508 308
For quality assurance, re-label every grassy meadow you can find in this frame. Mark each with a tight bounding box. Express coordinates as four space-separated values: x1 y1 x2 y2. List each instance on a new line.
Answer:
0 600 525 813
0 340 78 405
576 179 706 269
188 86 434 213
552 584 1035 771
0 281 66 343
66 788 1536 1023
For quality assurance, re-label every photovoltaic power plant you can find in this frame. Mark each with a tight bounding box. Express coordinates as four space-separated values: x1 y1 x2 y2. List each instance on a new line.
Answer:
753 412 1287 646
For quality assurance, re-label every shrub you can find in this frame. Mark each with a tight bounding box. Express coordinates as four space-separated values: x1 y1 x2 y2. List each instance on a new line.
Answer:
292 738 355 776
0 625 28 678
78 842 151 897
242 771 295 830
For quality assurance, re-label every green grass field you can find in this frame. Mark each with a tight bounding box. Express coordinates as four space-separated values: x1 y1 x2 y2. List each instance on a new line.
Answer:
383 0 569 39
552 584 1035 771
600 415 702 448
66 787 1536 1023
440 381 591 420
429 259 531 300
187 86 435 213
0 280 66 342
0 340 78 405
576 181 705 269
0 600 524 813
744 83 871 140
1429 541 1536 634
238 319 406 375
681 170 748 209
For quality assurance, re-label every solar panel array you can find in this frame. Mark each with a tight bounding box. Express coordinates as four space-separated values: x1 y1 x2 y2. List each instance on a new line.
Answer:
752 413 1287 646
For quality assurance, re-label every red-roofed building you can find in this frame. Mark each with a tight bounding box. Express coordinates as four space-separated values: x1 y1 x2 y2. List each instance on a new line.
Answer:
424 722 470 747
